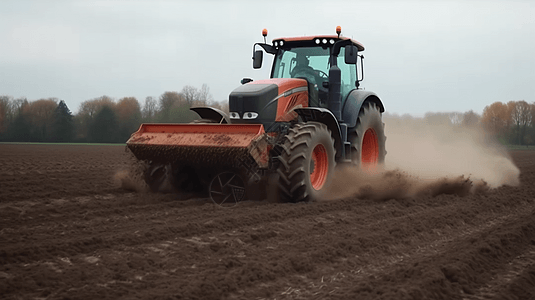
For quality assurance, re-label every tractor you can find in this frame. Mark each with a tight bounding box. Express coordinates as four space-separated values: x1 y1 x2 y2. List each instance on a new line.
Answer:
126 26 386 205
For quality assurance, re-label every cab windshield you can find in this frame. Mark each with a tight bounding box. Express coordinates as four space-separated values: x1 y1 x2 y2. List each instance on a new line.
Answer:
271 47 330 85
271 46 357 101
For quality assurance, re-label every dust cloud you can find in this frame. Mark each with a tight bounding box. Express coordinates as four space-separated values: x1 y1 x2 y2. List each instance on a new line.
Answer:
113 169 149 193
325 114 520 201
113 152 150 193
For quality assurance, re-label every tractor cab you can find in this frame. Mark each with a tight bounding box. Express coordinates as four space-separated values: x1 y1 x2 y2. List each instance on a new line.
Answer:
252 27 365 118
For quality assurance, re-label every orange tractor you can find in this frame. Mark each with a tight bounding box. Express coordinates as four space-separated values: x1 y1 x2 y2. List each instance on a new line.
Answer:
127 27 386 205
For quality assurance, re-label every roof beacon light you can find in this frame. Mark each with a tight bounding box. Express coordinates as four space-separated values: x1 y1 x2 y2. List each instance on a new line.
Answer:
336 26 342 37
262 28 268 43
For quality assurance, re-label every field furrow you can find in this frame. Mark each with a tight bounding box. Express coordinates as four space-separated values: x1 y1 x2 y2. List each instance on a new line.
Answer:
0 145 534 299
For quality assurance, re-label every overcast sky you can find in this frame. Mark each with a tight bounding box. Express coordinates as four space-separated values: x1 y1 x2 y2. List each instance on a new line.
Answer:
0 0 533 116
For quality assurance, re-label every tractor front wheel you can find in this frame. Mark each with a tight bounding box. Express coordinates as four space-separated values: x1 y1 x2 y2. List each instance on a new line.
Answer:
277 122 336 202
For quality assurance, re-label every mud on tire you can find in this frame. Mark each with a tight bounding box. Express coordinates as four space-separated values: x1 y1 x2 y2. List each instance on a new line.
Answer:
349 102 387 169
277 122 336 202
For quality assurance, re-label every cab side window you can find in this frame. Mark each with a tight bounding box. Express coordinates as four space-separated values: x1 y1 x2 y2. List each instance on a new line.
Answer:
337 47 357 101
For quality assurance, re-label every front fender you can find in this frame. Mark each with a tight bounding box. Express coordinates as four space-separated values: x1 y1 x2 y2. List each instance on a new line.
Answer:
294 107 342 156
190 107 230 124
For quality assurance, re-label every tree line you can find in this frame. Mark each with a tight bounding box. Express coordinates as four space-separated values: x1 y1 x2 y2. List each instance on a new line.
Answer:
386 100 534 145
0 89 532 145
480 100 534 145
0 84 227 143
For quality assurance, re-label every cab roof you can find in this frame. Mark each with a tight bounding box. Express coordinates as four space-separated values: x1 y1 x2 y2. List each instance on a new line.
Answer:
272 35 365 51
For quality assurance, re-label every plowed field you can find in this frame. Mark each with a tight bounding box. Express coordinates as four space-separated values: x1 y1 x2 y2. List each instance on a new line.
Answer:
1 144 534 300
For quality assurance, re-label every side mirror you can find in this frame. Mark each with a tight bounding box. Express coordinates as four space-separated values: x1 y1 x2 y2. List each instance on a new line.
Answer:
253 50 263 69
241 78 253 85
344 45 358 64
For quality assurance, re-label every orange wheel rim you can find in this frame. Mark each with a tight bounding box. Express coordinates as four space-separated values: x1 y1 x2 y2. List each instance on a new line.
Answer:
362 129 379 169
310 144 329 190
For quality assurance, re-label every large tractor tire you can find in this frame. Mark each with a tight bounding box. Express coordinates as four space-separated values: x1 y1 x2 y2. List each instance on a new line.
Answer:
349 102 386 170
277 122 336 202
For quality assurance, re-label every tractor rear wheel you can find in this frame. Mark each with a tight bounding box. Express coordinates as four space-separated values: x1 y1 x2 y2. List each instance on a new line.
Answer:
349 102 386 171
277 122 336 202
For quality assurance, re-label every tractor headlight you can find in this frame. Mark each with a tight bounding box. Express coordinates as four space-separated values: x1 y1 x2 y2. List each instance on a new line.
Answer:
242 112 258 120
229 112 240 119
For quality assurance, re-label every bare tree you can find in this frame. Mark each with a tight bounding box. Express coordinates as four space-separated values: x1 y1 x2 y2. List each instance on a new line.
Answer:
197 84 214 106
181 85 198 106
142 96 158 122
509 100 532 144
12 97 29 115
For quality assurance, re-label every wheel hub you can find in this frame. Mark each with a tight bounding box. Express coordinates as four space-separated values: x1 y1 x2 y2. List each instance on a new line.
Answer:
208 172 246 207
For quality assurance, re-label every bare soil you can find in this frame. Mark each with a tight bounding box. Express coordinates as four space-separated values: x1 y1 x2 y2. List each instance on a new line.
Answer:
1 144 534 300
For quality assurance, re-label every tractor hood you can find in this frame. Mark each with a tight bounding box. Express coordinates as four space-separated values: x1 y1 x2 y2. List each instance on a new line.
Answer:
229 78 309 130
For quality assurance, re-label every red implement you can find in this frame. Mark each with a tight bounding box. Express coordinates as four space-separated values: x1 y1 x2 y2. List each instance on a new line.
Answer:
126 124 268 167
